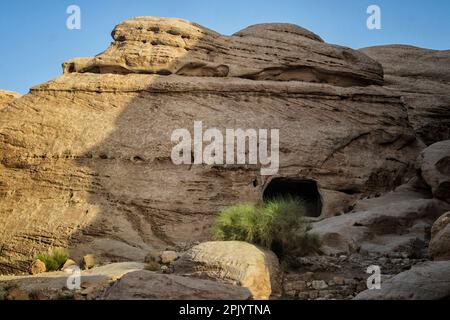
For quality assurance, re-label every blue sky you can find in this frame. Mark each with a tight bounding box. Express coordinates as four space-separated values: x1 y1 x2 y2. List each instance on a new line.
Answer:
1 0 449 94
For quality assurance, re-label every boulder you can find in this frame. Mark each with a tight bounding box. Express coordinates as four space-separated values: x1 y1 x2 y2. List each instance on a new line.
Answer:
355 261 450 300
429 212 450 260
61 259 77 271
174 241 281 300
417 140 450 202
29 259 46 275
82 255 96 270
160 251 179 264
102 271 252 300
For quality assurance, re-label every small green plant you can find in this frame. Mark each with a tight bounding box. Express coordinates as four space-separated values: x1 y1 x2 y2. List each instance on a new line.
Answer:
212 196 321 260
36 248 69 272
212 203 259 243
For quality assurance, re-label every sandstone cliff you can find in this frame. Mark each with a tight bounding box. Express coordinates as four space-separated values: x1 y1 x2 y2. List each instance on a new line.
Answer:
0 17 446 274
361 45 450 145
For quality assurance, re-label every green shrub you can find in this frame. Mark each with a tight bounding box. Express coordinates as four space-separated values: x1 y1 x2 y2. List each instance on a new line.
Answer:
212 203 259 244
212 196 321 259
36 248 69 272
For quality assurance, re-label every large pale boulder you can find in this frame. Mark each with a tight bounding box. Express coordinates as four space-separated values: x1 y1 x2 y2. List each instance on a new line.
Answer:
102 271 252 300
429 212 450 260
0 17 427 273
417 140 450 202
355 261 450 300
174 241 280 300
361 45 450 145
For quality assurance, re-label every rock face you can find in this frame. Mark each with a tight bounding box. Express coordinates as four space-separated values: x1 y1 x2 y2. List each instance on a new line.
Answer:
361 45 450 145
355 261 450 300
309 184 450 255
310 144 450 256
102 271 252 300
417 140 450 202
429 212 450 260
174 241 280 300
0 90 20 108
0 16 438 274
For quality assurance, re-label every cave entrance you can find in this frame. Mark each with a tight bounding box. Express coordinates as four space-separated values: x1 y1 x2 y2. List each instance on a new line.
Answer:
263 178 323 217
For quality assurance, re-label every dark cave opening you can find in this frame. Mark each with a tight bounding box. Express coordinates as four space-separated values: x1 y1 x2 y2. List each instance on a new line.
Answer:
263 178 323 217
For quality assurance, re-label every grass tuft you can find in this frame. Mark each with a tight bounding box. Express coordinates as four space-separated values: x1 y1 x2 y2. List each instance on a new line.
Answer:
36 248 69 272
212 196 321 261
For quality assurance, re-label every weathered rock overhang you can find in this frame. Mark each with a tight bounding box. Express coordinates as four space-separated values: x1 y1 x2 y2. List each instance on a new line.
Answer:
62 17 384 88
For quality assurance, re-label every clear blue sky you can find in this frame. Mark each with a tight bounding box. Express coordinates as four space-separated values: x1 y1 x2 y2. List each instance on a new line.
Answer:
1 0 449 94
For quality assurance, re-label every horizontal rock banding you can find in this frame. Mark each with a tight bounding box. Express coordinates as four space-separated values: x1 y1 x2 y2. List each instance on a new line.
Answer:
0 17 443 275
63 17 384 87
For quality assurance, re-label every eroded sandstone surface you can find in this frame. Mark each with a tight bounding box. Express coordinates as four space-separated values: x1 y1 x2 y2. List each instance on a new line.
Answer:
174 241 281 300
0 16 448 286
0 90 20 109
355 261 450 300
0 17 420 274
361 45 450 145
64 17 384 86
